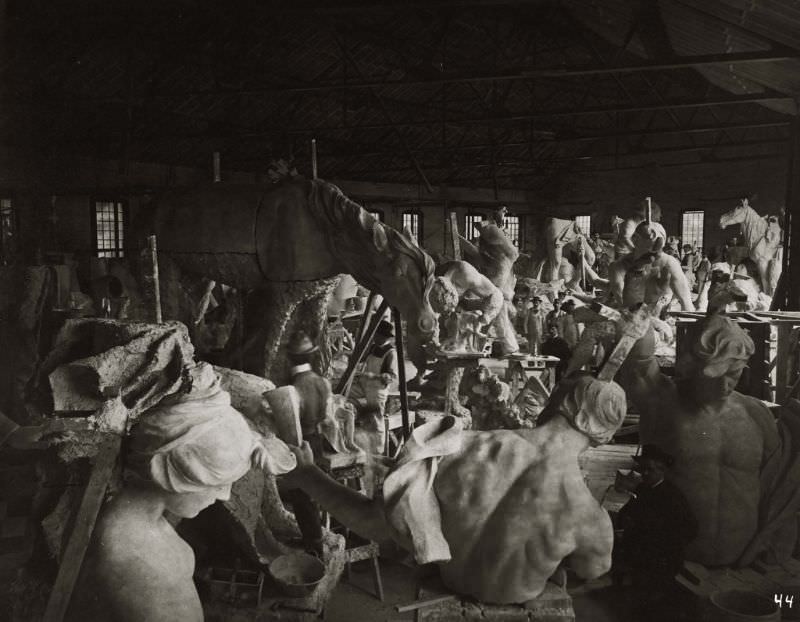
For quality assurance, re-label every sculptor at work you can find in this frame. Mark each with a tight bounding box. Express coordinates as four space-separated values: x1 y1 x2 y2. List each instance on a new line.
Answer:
67 364 295 622
617 314 800 566
284 374 627 604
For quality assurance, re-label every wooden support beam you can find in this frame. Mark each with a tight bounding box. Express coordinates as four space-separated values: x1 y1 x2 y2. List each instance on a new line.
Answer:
43 435 122 622
336 299 390 395
392 308 411 440
117 51 799 98
781 114 800 310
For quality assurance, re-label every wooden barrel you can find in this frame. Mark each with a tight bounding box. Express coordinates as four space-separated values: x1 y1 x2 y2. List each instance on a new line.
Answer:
709 590 781 622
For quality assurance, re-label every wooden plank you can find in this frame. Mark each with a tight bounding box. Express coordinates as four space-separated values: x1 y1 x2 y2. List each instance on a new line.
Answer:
449 212 461 260
43 435 122 622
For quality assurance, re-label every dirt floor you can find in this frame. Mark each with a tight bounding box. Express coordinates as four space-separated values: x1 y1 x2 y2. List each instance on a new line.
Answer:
326 558 700 622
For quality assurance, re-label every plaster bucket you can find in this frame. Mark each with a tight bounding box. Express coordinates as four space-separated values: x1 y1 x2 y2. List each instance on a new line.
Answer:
709 589 781 622
269 553 325 597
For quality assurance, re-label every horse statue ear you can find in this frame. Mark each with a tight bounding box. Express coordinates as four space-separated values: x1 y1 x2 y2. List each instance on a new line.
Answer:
372 222 389 252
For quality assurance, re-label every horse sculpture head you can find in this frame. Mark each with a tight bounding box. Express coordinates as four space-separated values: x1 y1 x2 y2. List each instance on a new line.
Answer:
719 199 750 230
370 222 439 368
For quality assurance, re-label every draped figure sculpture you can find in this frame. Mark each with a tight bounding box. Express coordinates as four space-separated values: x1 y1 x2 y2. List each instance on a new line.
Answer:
68 364 296 621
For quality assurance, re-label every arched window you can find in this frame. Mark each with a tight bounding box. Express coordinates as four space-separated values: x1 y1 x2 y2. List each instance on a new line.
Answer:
402 209 423 243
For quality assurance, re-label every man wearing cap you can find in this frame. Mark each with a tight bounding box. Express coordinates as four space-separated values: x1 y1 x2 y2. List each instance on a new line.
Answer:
617 314 800 567
614 444 697 608
283 373 629 604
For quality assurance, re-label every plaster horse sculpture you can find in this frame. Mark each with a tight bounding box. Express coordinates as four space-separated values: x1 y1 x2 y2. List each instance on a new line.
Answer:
719 198 782 296
146 179 439 383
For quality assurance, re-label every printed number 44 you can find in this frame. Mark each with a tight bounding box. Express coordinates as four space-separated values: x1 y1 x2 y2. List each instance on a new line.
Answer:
775 594 794 608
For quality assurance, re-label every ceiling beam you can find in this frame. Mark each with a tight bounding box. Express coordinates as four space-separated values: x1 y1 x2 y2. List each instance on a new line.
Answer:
268 92 794 133
50 50 798 101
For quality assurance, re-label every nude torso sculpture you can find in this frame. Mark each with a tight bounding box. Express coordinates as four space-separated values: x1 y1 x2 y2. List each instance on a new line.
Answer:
607 222 694 311
618 316 782 566
433 424 612 602
286 374 627 604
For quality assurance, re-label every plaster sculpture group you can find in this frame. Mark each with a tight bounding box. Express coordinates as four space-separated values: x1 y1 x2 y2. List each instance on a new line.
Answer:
18 184 800 620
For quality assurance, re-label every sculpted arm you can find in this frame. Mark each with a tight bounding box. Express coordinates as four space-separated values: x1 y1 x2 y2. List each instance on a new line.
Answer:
605 262 625 306
668 256 696 311
285 447 392 543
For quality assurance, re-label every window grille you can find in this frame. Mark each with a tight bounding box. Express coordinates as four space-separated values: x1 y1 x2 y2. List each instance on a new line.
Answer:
575 215 591 236
681 210 704 250
94 200 126 258
402 210 423 243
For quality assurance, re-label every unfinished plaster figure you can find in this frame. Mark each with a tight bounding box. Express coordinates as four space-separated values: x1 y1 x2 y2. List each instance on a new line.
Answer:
284 374 627 604
618 314 800 566
68 365 295 621
719 198 782 296
565 221 692 375
459 208 520 354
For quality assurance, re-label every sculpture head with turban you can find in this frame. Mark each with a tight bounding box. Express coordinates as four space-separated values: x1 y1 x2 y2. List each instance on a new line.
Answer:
537 373 627 447
126 363 296 518
676 314 754 402
631 220 667 257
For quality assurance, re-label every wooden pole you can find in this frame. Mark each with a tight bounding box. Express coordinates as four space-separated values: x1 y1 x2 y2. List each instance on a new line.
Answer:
144 235 162 323
43 435 122 622
779 113 800 310
392 307 411 440
336 299 390 394
355 291 377 345
311 138 318 180
449 212 461 260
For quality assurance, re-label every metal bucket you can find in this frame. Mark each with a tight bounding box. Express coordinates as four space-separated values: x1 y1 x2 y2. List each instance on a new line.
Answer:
709 589 781 622
268 553 325 598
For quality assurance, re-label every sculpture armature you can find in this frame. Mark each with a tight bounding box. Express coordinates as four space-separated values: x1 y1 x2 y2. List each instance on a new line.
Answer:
284 374 627 604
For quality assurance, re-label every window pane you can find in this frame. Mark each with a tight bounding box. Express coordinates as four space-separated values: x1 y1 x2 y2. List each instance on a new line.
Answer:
464 213 484 241
402 210 423 242
575 215 591 236
681 211 704 250
95 200 125 258
505 215 521 247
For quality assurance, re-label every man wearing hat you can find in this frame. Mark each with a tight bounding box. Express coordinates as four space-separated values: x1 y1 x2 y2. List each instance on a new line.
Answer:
284 329 329 555
614 444 697 601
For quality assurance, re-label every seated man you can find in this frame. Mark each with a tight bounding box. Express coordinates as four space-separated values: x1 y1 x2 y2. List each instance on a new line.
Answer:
617 313 800 566
284 374 627 604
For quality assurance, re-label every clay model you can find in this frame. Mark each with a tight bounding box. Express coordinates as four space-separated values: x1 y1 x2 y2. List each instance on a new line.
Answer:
607 221 694 311
613 199 663 257
719 198 782 296
514 217 598 289
283 373 628 604
430 260 505 346
147 179 439 380
618 314 800 566
68 364 296 621
457 212 519 355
